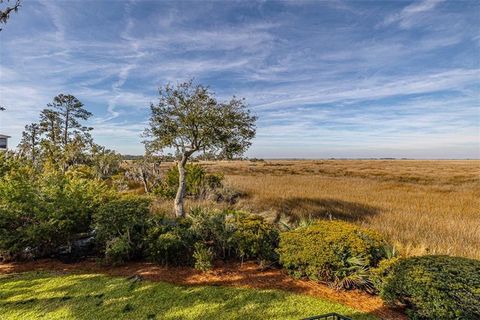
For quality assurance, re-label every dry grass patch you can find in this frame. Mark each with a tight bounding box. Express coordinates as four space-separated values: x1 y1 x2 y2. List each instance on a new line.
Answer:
198 160 480 259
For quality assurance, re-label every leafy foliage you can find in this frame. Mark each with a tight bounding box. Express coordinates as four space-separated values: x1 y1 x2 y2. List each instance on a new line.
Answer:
17 123 41 163
144 80 256 217
0 152 27 178
144 208 279 266
144 80 256 159
144 217 195 266
17 94 108 173
277 220 389 290
332 255 372 291
228 213 279 264
380 255 480 320
89 144 122 179
0 165 112 260
124 156 162 193
105 234 132 266
193 242 214 272
48 94 93 147
94 196 151 263
155 164 223 199
189 207 233 259
369 256 401 293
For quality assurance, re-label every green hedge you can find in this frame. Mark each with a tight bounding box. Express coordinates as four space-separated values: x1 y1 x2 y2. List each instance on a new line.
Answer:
144 209 279 266
228 214 279 263
0 166 112 260
278 220 389 290
94 195 151 264
144 217 195 266
381 255 480 320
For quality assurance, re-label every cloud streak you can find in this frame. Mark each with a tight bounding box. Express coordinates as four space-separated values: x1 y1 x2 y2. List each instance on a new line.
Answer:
383 0 445 29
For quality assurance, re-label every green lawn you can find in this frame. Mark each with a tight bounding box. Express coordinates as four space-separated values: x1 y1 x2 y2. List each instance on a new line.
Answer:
0 272 377 320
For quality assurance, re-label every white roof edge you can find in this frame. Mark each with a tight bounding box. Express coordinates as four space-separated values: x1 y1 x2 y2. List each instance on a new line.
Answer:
0 134 11 138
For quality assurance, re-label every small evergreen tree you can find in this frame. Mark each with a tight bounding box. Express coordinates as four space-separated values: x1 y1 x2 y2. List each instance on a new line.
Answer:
144 80 256 217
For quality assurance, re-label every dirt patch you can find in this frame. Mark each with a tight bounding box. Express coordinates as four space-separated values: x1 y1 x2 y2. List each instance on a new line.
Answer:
0 259 405 320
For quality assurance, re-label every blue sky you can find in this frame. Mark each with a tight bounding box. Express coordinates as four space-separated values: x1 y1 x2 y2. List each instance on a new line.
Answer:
0 0 479 158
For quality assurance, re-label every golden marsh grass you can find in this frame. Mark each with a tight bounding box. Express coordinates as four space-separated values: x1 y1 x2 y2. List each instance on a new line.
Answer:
200 160 480 259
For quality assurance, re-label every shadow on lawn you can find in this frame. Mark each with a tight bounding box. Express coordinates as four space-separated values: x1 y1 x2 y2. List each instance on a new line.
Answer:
270 197 380 223
0 272 377 320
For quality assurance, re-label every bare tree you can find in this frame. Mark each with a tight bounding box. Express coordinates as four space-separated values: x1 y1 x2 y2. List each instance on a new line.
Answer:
144 80 256 217
125 155 162 193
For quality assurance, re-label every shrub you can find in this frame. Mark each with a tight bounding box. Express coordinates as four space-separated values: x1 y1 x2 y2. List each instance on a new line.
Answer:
154 164 223 199
370 256 401 293
189 207 233 259
189 209 279 263
227 213 279 263
0 166 112 260
207 186 244 204
144 208 279 267
0 152 28 178
193 242 214 272
94 195 151 263
380 255 480 320
144 218 195 266
332 255 373 291
277 220 389 290
105 235 131 265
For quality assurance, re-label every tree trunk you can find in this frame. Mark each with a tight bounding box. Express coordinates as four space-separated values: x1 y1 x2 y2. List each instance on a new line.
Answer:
174 154 189 218
140 168 149 193
64 110 69 149
31 135 36 163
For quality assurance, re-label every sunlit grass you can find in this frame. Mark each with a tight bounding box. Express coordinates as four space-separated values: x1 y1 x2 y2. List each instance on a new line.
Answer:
0 272 376 320
200 160 480 259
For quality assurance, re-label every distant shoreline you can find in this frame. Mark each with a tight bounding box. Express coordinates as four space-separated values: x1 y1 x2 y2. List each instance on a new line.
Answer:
121 156 480 161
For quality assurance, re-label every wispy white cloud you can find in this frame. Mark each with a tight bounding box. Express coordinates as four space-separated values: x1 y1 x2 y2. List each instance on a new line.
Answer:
0 0 478 158
383 0 445 29
247 69 479 110
40 1 66 43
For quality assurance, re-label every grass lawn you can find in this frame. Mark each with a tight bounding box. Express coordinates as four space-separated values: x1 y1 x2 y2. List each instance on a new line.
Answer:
0 271 377 320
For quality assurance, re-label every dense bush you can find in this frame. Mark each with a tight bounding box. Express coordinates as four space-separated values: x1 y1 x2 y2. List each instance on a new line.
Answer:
189 208 279 263
369 256 401 293
278 220 389 290
0 165 112 260
144 217 196 266
380 255 480 320
144 208 279 267
193 242 214 272
0 152 28 178
93 196 151 263
105 234 131 265
189 207 233 259
227 214 279 264
154 164 223 199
